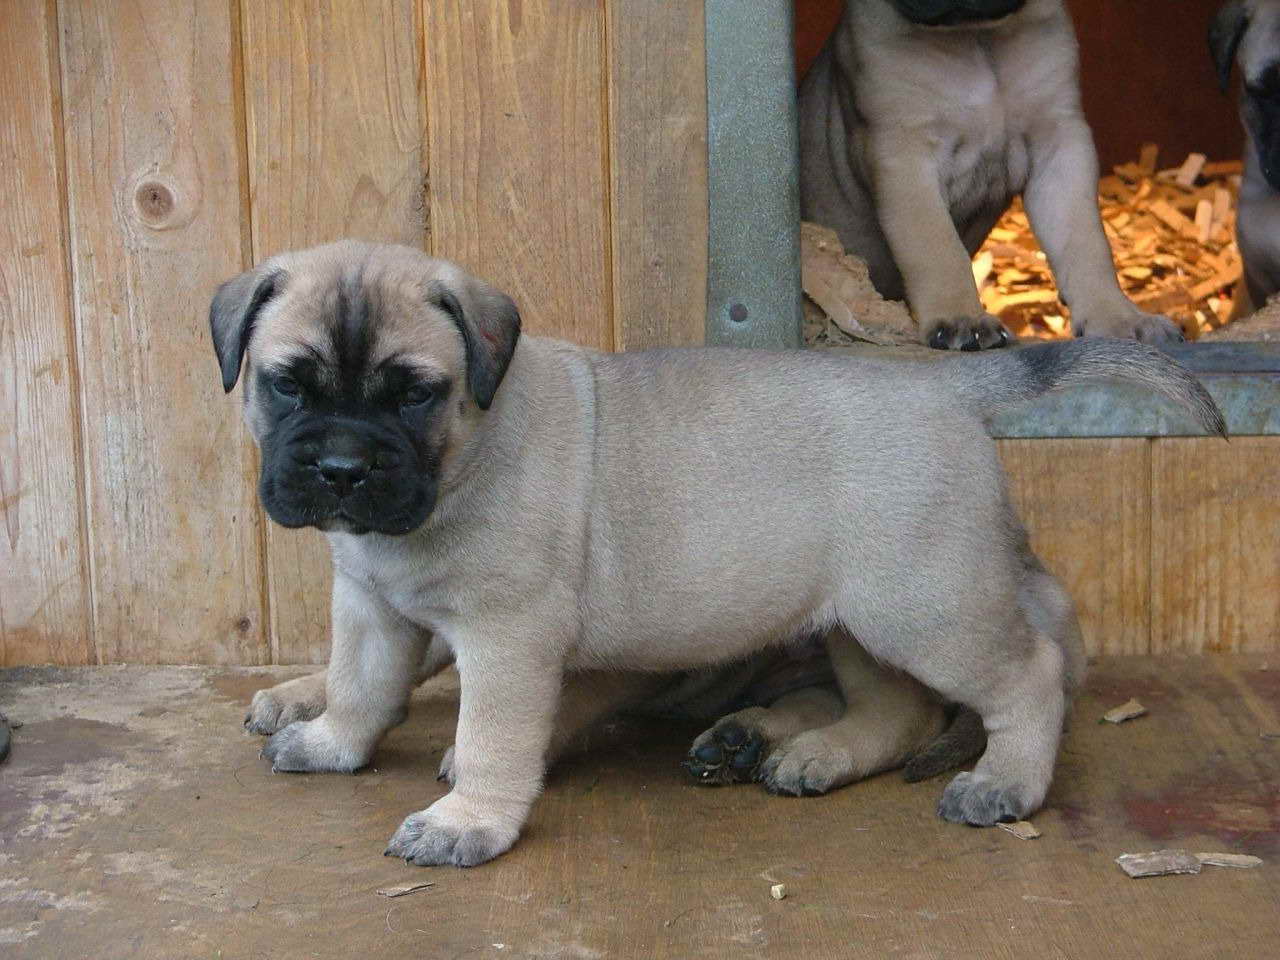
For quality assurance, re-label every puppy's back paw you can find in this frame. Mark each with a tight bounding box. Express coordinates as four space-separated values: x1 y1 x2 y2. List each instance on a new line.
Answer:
683 719 766 786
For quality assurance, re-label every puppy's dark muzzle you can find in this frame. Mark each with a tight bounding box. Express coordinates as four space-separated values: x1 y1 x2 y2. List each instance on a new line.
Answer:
261 418 434 535
893 0 1026 27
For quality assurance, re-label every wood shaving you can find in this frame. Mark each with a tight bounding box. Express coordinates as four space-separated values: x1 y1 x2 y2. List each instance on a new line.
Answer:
1196 852 1263 869
1102 699 1147 724
998 820 1042 840
377 882 435 898
975 145 1245 340
1116 849 1203 878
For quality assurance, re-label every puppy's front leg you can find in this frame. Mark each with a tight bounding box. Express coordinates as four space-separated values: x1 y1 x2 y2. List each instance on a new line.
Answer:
1022 116 1182 343
386 635 562 867
868 136 1009 350
262 571 429 773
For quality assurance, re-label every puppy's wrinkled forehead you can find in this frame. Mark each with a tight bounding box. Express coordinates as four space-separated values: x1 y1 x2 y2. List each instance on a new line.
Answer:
255 252 460 387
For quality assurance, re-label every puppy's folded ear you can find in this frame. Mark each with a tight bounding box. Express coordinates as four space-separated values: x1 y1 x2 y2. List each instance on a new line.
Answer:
1209 1 1248 93
210 267 283 393
433 272 522 410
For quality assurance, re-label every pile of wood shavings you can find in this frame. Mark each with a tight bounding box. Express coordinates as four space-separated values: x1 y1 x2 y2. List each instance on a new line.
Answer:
976 145 1244 340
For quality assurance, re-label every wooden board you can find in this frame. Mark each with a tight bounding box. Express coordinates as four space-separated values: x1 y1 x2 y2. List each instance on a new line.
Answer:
57 0 266 664
0 0 92 666
606 0 708 349
424 0 613 348
1151 437 1280 653
240 0 426 664
1000 439 1152 655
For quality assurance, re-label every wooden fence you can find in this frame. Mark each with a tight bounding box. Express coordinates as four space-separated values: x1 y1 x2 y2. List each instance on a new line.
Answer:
1 1 1276 666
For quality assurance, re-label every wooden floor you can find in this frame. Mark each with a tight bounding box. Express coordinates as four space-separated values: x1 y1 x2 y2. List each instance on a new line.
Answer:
0 656 1277 958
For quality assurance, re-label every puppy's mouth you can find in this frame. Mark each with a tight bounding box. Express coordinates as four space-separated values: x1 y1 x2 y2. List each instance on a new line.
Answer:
894 0 1027 27
259 475 435 537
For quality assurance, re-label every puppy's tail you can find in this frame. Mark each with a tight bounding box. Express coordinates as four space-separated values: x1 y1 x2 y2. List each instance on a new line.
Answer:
903 705 985 783
949 339 1227 437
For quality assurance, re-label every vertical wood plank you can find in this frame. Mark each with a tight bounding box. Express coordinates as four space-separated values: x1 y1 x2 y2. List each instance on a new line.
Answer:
58 0 266 664
1151 436 1280 654
605 0 708 350
425 0 613 348
241 0 426 665
0 0 93 666
999 438 1151 656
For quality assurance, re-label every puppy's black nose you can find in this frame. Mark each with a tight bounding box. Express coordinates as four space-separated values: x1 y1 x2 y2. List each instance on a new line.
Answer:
316 454 371 496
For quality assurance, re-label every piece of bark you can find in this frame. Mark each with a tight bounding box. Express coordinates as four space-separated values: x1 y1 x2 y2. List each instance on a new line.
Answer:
998 820 1042 840
377 882 435 898
1196 852 1263 869
800 222 917 345
1116 850 1203 878
1102 699 1147 724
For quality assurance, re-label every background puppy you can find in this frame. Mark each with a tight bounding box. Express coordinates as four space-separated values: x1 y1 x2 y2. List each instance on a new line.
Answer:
212 242 1222 867
1211 1 1280 309
800 0 1184 349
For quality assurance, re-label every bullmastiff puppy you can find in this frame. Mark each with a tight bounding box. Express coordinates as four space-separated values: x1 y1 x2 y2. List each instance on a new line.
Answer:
1211 1 1280 310
212 241 1223 867
800 0 1184 349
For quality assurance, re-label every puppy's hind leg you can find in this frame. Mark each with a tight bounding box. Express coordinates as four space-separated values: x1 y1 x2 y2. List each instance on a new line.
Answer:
758 635 947 797
886 608 1068 826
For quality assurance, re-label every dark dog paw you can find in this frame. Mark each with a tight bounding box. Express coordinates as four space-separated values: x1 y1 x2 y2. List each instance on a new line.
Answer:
924 314 1012 351
683 720 766 786
936 771 1029 825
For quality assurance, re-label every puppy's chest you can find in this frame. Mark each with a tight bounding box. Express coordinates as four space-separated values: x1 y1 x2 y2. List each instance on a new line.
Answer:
927 61 1033 214
331 536 461 625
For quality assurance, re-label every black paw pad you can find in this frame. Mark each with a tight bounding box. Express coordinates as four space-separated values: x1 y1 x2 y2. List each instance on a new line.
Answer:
683 722 766 786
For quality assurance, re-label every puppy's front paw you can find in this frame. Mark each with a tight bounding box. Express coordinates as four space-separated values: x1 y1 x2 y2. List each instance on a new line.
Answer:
1075 310 1185 344
261 718 368 774
683 720 766 786
384 794 519 868
924 314 1012 351
245 677 326 735
936 770 1029 826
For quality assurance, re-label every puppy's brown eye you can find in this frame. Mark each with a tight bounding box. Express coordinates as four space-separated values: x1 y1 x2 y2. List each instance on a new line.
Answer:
403 385 434 408
272 376 300 398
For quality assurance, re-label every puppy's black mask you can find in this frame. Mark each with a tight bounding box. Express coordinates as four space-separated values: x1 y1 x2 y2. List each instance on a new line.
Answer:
891 0 1027 27
210 257 521 538
253 346 443 537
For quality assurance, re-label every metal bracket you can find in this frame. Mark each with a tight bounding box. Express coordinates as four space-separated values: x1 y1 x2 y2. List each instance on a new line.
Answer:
704 0 802 348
